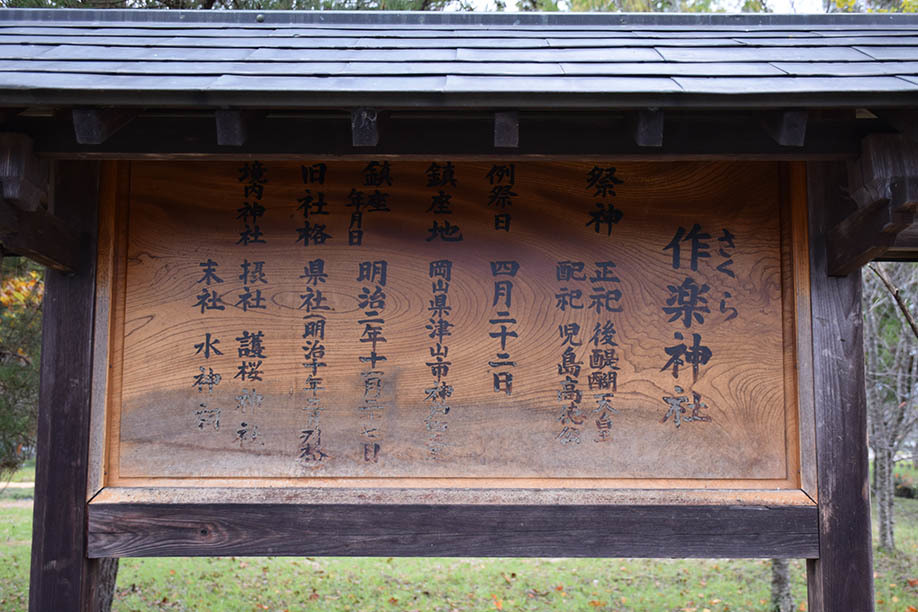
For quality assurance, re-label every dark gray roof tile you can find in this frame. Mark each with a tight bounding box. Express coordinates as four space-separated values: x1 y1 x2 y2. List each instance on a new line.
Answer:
1 9 918 108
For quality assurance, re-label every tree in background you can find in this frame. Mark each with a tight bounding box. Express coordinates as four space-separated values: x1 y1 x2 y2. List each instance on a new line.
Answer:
1 0 475 10
863 262 918 551
0 256 43 482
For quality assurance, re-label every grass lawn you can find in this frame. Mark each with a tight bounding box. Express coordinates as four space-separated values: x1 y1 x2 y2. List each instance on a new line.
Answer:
1 458 916 611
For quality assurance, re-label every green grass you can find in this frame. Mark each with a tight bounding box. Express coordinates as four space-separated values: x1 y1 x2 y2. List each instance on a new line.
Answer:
1 457 916 612
6 459 34 484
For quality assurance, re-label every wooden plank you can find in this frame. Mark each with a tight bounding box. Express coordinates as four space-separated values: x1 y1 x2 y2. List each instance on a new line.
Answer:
114 161 797 483
91 485 818 506
28 160 111 612
87 161 128 498
72 108 137 145
804 161 874 612
0 197 80 272
786 163 818 499
87 502 818 559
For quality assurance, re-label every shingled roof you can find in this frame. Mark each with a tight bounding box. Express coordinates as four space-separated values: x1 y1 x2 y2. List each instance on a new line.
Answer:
2 9 918 108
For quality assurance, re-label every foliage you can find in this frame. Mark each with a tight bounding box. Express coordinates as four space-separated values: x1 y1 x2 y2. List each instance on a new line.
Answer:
895 470 916 498
864 262 918 550
0 258 43 482
0 0 476 10
824 0 918 12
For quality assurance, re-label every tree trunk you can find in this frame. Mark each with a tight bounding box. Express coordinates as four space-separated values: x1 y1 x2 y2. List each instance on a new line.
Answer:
872 451 878 500
770 558 794 612
876 445 895 550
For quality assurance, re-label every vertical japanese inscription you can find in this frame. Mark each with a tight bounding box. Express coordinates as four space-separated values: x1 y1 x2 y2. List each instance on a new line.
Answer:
487 164 516 232
357 260 389 463
424 260 454 460
234 163 269 446
297 164 332 464
299 259 331 464
296 162 331 247
488 261 520 396
348 161 392 246
659 223 739 427
425 162 463 242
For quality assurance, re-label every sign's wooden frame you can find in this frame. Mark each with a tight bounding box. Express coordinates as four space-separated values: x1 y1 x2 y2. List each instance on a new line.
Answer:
28 146 875 611
80 160 821 560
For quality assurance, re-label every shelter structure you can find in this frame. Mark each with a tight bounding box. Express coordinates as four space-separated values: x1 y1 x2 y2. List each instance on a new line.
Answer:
1 8 917 611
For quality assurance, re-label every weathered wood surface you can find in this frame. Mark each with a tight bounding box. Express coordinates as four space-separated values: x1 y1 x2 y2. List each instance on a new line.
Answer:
804 162 874 612
87 502 818 559
0 132 47 211
28 160 116 612
0 197 79 272
23 112 867 159
72 108 137 145
762 109 808 148
109 160 801 486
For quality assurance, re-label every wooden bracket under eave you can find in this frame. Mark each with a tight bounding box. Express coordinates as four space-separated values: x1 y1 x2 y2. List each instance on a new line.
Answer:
351 107 380 147
0 133 48 212
762 109 808 148
827 134 918 275
494 111 519 148
0 197 80 273
629 108 664 148
827 176 918 276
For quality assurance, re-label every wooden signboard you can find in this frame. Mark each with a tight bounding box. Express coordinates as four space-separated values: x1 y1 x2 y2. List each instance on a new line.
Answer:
94 159 810 498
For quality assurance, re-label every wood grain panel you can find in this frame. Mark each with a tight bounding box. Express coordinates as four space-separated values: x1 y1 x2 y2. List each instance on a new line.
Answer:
87 502 818 559
109 160 799 485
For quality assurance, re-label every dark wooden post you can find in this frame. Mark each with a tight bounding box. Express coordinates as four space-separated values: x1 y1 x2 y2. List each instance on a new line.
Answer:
29 160 117 612
805 162 875 612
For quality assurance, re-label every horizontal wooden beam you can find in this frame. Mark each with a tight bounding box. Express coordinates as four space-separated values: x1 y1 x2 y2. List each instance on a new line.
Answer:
88 502 818 559
20 112 869 159
215 110 264 147
874 109 918 144
72 108 137 145
0 197 80 272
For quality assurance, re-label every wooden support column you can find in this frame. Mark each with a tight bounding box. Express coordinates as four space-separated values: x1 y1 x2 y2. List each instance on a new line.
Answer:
29 160 117 612
805 162 874 612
